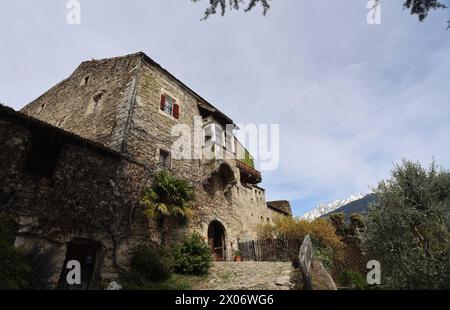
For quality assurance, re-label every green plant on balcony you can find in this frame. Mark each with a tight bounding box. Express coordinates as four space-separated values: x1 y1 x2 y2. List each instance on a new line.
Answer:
240 149 255 168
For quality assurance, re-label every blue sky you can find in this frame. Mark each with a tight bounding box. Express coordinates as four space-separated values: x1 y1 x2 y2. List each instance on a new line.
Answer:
1 1 449 216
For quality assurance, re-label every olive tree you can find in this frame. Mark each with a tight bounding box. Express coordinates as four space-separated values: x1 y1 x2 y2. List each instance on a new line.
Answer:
363 159 450 289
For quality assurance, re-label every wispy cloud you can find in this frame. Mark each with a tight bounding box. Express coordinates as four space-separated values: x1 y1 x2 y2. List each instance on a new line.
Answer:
0 0 448 215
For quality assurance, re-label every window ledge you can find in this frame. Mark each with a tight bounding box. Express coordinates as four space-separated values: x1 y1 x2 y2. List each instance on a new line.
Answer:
158 108 178 122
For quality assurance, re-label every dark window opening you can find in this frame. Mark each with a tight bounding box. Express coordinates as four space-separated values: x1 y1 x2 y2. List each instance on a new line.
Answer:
37 102 46 113
93 92 103 104
88 91 105 113
24 129 63 179
203 125 213 145
80 75 90 86
205 134 212 143
159 149 171 169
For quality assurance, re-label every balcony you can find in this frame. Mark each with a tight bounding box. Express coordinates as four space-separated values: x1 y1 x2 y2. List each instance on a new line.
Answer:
236 160 262 184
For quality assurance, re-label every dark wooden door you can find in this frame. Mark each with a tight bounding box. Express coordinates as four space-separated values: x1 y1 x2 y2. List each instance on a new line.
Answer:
58 239 100 290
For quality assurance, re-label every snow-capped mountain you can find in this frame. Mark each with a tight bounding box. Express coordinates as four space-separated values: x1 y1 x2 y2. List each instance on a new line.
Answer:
301 193 366 221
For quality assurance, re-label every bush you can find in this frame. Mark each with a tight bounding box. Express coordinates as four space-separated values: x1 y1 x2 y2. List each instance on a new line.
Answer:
0 243 31 289
0 214 54 289
128 244 174 283
22 246 55 290
173 233 211 275
310 218 345 265
257 216 344 272
337 269 367 289
0 214 18 246
312 241 334 270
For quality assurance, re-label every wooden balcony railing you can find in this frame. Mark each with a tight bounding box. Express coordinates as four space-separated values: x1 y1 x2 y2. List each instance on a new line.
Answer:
236 160 262 184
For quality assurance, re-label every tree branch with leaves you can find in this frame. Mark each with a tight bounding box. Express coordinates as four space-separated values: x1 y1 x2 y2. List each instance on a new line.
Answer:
192 0 270 19
193 0 448 26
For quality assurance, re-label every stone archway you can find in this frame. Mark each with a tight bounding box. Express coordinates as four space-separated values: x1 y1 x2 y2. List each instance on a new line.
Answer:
207 220 227 261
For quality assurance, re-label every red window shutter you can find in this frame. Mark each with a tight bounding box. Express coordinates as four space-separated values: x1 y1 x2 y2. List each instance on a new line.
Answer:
160 94 165 110
173 103 180 119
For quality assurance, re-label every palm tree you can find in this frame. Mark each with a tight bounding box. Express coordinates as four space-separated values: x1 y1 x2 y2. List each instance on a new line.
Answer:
141 170 195 244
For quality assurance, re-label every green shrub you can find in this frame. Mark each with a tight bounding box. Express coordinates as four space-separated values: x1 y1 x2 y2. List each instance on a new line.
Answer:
129 244 174 283
22 246 55 290
0 214 18 246
337 269 367 289
312 241 334 270
173 233 211 275
0 214 28 289
0 214 53 289
0 243 30 289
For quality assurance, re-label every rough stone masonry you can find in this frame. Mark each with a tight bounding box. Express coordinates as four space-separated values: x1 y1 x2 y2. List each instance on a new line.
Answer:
1 52 292 289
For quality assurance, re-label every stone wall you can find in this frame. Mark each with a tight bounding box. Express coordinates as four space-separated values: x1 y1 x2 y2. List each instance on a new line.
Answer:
20 53 142 152
0 105 155 287
127 58 279 252
17 52 291 264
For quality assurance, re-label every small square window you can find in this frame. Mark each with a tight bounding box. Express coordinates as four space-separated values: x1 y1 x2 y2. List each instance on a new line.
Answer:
159 149 171 169
204 125 213 144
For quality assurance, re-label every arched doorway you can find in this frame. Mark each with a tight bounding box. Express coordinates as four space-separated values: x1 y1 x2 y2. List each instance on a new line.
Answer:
58 238 101 290
208 220 226 261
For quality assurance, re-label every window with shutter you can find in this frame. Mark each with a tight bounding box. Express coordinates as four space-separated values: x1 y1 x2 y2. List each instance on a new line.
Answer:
160 95 165 110
160 94 179 119
173 103 180 119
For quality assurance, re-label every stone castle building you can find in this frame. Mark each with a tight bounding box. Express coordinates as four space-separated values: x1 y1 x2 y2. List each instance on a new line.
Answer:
0 52 291 288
